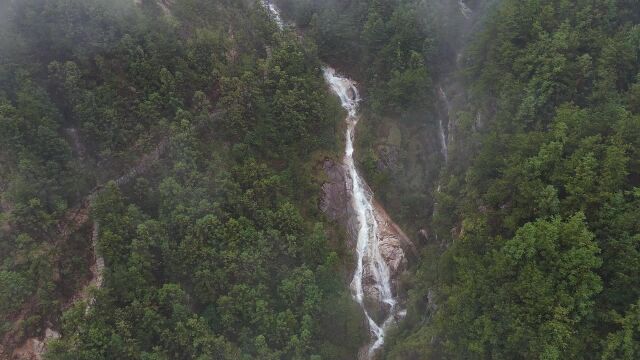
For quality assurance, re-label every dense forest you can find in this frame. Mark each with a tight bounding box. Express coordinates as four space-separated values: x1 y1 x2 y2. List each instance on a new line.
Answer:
385 0 640 359
1 0 639 359
275 0 640 358
0 0 365 358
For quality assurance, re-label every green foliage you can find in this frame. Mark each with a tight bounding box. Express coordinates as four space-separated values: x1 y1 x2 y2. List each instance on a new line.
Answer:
601 300 640 360
218 36 337 157
441 215 601 359
386 0 640 358
1 0 363 357
47 133 362 358
0 271 31 320
276 0 434 114
5 0 639 358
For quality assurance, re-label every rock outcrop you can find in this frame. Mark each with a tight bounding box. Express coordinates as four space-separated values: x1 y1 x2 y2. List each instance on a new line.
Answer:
320 158 415 303
374 202 415 273
320 158 350 226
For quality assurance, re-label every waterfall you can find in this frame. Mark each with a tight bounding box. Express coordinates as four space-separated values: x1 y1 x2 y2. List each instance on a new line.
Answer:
438 118 448 164
323 68 403 356
437 87 450 163
459 0 472 19
261 3 406 357
261 0 284 28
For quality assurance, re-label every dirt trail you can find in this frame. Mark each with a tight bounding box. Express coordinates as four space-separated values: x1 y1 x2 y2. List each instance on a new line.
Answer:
5 104 225 359
5 138 169 360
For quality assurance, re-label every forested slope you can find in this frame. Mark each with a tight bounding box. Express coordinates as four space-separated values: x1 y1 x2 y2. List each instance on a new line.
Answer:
385 0 640 358
275 0 456 237
2 0 640 359
0 0 366 358
270 0 640 358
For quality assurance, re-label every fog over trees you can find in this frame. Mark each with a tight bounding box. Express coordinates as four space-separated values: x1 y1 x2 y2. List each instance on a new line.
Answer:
1 1 639 359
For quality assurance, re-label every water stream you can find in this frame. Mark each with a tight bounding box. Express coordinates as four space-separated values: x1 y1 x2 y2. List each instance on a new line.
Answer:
261 2 404 356
437 87 450 163
323 68 402 356
459 0 473 19
261 0 285 28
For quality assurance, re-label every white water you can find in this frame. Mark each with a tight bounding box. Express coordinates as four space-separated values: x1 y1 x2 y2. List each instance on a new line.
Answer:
261 0 285 28
437 87 450 163
261 2 403 356
323 67 401 357
459 0 472 19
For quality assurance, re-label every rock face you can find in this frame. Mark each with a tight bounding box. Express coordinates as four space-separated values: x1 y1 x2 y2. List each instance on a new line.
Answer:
320 152 415 359
319 158 362 247
320 159 350 226
373 202 414 275
320 158 414 304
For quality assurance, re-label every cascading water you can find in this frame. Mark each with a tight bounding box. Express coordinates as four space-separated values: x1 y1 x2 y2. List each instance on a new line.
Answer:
323 68 403 356
437 87 450 163
261 0 284 28
261 2 405 356
459 0 472 19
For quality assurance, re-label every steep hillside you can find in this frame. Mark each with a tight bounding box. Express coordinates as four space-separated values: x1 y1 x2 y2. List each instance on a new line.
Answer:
0 0 366 358
386 0 640 358
269 0 640 359
2 0 640 359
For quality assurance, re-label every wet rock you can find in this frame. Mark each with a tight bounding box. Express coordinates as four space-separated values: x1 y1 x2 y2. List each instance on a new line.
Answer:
427 289 437 312
320 159 360 241
320 159 348 222
374 202 416 259
348 87 357 101
378 238 406 275
320 158 416 300
363 295 391 325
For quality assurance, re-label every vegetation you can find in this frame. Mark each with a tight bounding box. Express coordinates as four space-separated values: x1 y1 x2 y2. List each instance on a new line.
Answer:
276 0 434 114
2 0 639 359
1 0 364 358
385 1 640 358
